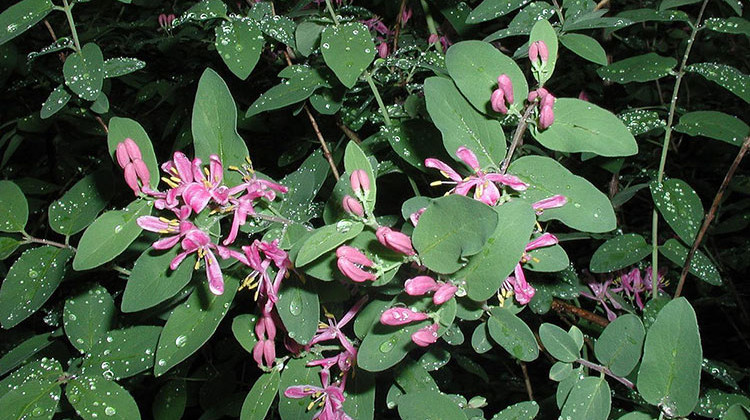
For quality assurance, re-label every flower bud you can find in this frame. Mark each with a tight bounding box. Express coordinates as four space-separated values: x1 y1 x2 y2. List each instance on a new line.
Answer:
528 42 539 63
123 163 140 196
133 158 151 187
158 14 168 29
433 283 458 305
409 208 425 226
497 74 514 104
380 308 429 326
350 169 370 195
115 142 130 169
411 323 439 347
404 276 439 296
337 259 377 282
539 104 555 129
377 42 389 59
529 41 548 64
342 195 365 217
123 138 142 161
376 226 416 256
336 246 373 267
578 90 590 102
428 34 439 45
532 195 567 213
263 339 276 366
490 89 508 114
527 87 549 103
402 7 413 24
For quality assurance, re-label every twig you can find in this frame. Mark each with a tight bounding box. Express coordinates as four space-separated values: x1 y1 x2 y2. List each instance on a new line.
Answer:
95 116 109 133
253 212 301 228
393 0 408 52
419 0 441 53
675 136 750 297
519 362 535 401
336 117 361 144
576 359 635 389
62 0 82 52
550 299 609 328
365 71 391 127
593 0 610 11
23 234 76 251
500 104 536 174
324 0 340 26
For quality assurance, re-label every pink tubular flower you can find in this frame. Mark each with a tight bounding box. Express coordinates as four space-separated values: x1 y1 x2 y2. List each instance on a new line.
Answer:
375 226 415 256
527 87 550 103
490 88 508 114
425 146 528 206
529 40 549 64
362 17 390 35
342 195 364 217
533 195 567 213
115 138 151 196
497 74 514 104
377 41 389 59
181 154 229 213
580 279 623 321
610 266 667 311
401 7 413 24
504 264 536 305
336 246 376 282
409 208 426 226
539 103 555 129
404 276 439 296
411 323 439 347
433 283 458 305
307 296 367 354
284 369 350 420
349 169 370 196
380 307 430 326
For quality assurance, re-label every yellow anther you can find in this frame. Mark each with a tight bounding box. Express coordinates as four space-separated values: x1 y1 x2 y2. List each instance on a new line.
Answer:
228 165 240 171
162 177 179 189
194 259 201 270
318 322 328 329
170 176 182 183
307 401 316 411
531 257 540 263
430 180 443 187
169 167 179 176
323 306 334 319
204 167 210 177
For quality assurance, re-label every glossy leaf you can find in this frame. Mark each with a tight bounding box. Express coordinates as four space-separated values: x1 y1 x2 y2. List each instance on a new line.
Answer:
650 178 703 244
704 17 750 37
0 333 53 376
321 22 374 88
64 285 115 353
81 326 161 380
107 117 160 189
0 235 20 259
241 371 280 420
295 221 364 266
467 0 533 23
539 323 579 362
277 276 319 345
559 33 607 65
0 366 61 420
598 53 676 83
483 3 555 41
595 314 645 376
674 111 749 147
231 314 258 354
529 19 558 83
0 0 54 46
121 247 194 313
660 238 722 285
48 169 113 236
67 375 142 420
0 180 28 232
278 355 320 420
258 14 295 46
246 65 330 117
487 307 539 362
40 84 71 119
341 369 376 420
686 62 749 103
343 141 377 212
63 43 104 101
560 376 611 420
102 57 145 78
152 380 187 420
398 390 468 420
215 18 264 80
490 401 540 419
590 234 651 273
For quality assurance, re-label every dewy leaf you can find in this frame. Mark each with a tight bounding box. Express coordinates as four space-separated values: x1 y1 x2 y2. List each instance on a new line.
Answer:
276 276 319 345
487 307 539 362
637 297 702 417
232 314 258 354
704 17 750 37
48 169 113 236
172 0 227 26
650 178 703 244
121 247 194 313
215 17 264 80
509 156 617 233
619 109 666 136
344 141 377 213
63 43 104 101
0 235 20 260
686 62 750 103
192 68 250 186
424 77 506 168
412 194 499 274
258 14 296 46
321 22 375 88
73 200 152 271
529 20 558 84
107 117 160 189
446 41 528 116
490 401 540 419
82 326 161 380
560 376 611 420
595 314 645 377
0 180 28 232
398 391 468 420
246 65 330 117
674 111 749 147
659 238 722 286
467 0 533 23
0 0 54 46
539 323 580 362
66 375 142 420
63 284 115 353
0 360 62 420
295 21 324 57
483 2 556 41
0 246 73 329
153 276 238 376
559 33 608 65
295 221 364 266
0 333 53 376
532 98 638 157
102 57 145 78
152 380 186 420
241 371 280 420
456 200 535 301
40 84 71 119
278 355 320 420
342 369 376 420
0 357 61 398
590 233 651 273
597 53 676 83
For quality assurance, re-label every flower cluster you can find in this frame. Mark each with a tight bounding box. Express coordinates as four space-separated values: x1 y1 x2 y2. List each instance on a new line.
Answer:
582 266 669 320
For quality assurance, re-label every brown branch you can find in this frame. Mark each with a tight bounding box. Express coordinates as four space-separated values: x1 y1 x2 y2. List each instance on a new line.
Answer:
550 299 609 328
43 19 66 62
393 0 408 52
500 104 536 174
577 359 635 389
95 116 109 134
23 235 76 251
594 0 610 11
675 135 750 297
519 362 534 401
336 116 361 144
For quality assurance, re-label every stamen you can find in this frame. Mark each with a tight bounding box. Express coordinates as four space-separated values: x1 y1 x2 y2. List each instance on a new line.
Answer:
162 177 179 188
430 180 443 186
194 259 201 270
204 167 210 177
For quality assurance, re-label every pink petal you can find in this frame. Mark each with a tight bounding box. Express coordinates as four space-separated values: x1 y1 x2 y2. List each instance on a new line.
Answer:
137 216 170 232
375 226 415 255
424 158 462 182
456 147 480 172
337 259 376 282
533 195 567 211
124 138 142 161
115 142 129 168
208 154 223 185
183 183 212 213
411 323 439 347
491 89 508 114
170 250 192 270
123 163 140 195
284 385 321 399
476 180 500 206
525 233 558 252
497 74 514 104
335 246 373 267
172 152 194 183
380 308 429 326
133 158 151 187
485 173 529 191
152 235 181 250
433 284 457 305
404 276 439 296
204 249 224 295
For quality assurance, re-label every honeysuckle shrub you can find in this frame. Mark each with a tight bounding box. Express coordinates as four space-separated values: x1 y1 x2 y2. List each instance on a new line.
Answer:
0 0 748 419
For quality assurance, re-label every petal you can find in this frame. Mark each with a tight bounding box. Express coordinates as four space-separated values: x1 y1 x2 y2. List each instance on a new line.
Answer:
123 163 140 195
209 154 223 185
284 385 320 399
424 158 462 182
433 284 457 305
404 276 439 296
183 183 212 213
335 246 373 267
115 142 130 168
456 147 480 172
337 259 376 282
170 250 192 270
525 233 558 251
152 235 181 250
137 216 170 232
172 152 193 183
124 138 142 161
485 173 529 191
205 249 224 295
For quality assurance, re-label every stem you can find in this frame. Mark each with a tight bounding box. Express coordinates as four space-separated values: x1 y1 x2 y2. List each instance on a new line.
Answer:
365 72 391 127
324 0 340 26
550 299 609 328
22 233 75 251
393 0 408 52
62 0 82 52
112 265 131 276
520 362 535 401
253 212 304 228
500 104 536 174
675 136 750 297
650 0 709 298
419 0 441 53
550 0 565 24
576 359 635 389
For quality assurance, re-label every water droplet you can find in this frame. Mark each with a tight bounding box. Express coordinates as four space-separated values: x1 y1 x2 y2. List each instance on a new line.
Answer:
175 335 187 348
104 406 116 416
379 337 397 353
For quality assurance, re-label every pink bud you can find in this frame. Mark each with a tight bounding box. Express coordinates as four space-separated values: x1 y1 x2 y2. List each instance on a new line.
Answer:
252 340 265 366
527 88 549 103
525 232 559 252
541 92 555 109
133 158 151 187
263 340 276 366
380 308 429 326
376 226 415 256
528 42 539 63
428 34 439 45
402 7 413 24
433 283 457 305
532 195 567 213
490 89 508 114
377 42 389 59
336 246 373 267
404 276 439 296
337 259 377 282
123 163 140 196
263 315 277 340
411 323 439 347
409 208 425 226
578 90 589 102
342 195 365 217
115 143 130 169
539 104 555 129
529 41 548 63
350 169 370 195
167 14 176 26
158 14 168 28
497 74 514 104
537 41 549 62
123 138 142 161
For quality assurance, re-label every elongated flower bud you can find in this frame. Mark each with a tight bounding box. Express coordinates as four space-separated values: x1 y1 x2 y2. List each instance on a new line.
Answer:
336 246 373 267
411 323 439 347
527 88 549 103
539 104 555 129
377 42 389 59
350 169 370 195
123 138 142 161
532 195 567 213
490 89 508 114
404 276 439 296
529 42 539 63
380 308 429 326
537 41 549 62
409 208 425 226
115 142 130 169
123 163 140 196
342 195 365 217
337 259 377 282
133 158 151 187
497 74 514 104
376 226 416 255
433 283 458 305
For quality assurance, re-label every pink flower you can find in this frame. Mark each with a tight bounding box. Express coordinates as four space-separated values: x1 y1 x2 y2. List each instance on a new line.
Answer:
401 7 413 24
342 195 364 217
490 89 508 114
409 208 425 226
307 296 367 355
362 17 390 35
425 146 528 206
433 283 457 305
532 195 567 214
404 276 439 295
578 90 590 102
527 88 550 103
539 103 555 129
580 279 622 321
115 138 151 196
336 246 376 282
529 40 549 64
349 170 370 196
375 226 415 256
377 41 389 59
284 369 350 420
136 206 193 250
610 266 667 311
503 264 535 305
380 307 430 326
411 323 439 347
497 74 514 104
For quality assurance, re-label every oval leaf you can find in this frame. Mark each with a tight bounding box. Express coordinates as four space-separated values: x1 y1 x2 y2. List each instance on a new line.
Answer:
295 221 364 266
559 33 607 65
49 170 113 236
276 276 319 345
66 375 141 420
539 323 580 362
241 371 280 420
686 62 749 103
660 238 721 285
0 180 28 232
215 18 264 80
63 43 104 101
121 247 194 313
320 22 374 88
487 307 539 362
64 285 115 353
398 391 468 420
560 376 611 420
597 53 677 83
590 234 651 273
674 110 749 147
0 0 54 46
107 117 160 189
595 314 645 377
81 326 162 380
650 178 703 244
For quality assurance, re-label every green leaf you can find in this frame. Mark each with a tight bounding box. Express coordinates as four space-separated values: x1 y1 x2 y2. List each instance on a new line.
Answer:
659 238 722 286
63 43 104 101
64 284 115 353
0 180 28 232
705 17 750 37
467 0 533 23
321 22 375 88
456 200 535 301
529 20 558 83
539 323 580 362
121 247 194 313
559 33 607 65
723 404 750 420
524 244 570 272
560 376 611 420
48 170 113 236
616 8 690 24
82 326 161 379
446 41 528 116
73 200 152 271
398 390 468 420
40 85 71 119
637 297 702 417
650 178 703 244
490 401 540 419
0 246 73 329
619 109 666 136
173 0 227 26
246 65 330 117
153 277 238 376
0 235 20 259
152 380 186 420
0 364 61 420
344 141 377 212
102 57 145 78
660 0 701 10
276 276 319 345
381 120 446 172
295 221 364 266
231 314 258 354
590 234 651 273
424 77 506 168
594 314 645 376
0 0 54 46
295 21 324 56
686 62 749 103
192 68 250 186
509 155 617 233
483 3 556 41
471 322 493 353
240 371 280 420
531 98 638 156
695 389 750 419
107 117 160 189
278 355 320 420
215 18 264 80
342 369 376 420
598 53 676 83
0 357 61 399
90 92 109 114
66 375 141 420
276 150 329 224
258 14 295 46
0 333 53 376
674 111 749 147
412 195 499 274
487 307 539 362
